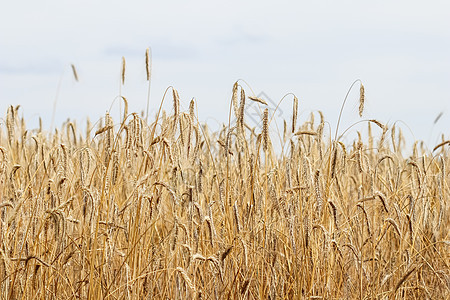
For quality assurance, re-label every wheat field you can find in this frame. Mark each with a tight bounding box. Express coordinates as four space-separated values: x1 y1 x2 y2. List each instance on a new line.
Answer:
0 77 448 299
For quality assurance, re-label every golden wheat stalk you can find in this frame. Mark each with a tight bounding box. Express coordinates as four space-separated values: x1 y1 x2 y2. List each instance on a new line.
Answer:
359 83 365 117
292 96 298 133
121 56 126 85
262 108 269 151
145 48 151 81
71 64 79 82
248 95 268 105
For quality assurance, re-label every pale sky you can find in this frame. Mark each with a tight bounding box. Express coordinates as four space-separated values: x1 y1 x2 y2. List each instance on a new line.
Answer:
1 1 449 148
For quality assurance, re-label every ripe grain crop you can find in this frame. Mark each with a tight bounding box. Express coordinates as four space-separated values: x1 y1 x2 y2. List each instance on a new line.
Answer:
0 74 448 299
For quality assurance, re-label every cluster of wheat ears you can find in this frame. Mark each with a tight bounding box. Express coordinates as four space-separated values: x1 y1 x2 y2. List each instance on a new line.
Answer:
0 57 449 300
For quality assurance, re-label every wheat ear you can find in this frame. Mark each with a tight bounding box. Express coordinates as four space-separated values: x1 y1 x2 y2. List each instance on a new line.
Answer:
359 83 365 117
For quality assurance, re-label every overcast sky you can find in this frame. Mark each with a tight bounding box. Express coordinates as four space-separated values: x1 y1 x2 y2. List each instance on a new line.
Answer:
1 0 449 148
